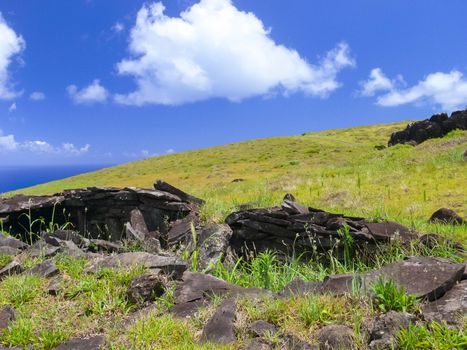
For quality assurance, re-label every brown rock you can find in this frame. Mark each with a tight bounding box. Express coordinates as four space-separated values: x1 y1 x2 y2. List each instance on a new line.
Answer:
316 324 355 350
0 305 15 334
0 261 22 280
429 208 464 225
126 272 166 304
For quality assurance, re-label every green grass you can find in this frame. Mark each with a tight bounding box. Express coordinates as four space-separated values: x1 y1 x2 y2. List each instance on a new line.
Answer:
0 121 466 349
5 122 466 244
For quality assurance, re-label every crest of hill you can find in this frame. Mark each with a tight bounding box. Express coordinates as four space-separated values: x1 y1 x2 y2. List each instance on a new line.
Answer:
6 121 467 235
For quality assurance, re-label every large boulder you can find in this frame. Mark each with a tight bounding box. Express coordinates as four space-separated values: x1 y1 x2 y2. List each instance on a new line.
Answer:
388 109 467 146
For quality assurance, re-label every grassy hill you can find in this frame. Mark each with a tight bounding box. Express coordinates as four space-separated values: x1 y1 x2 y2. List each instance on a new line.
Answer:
1 121 466 349
11 121 467 241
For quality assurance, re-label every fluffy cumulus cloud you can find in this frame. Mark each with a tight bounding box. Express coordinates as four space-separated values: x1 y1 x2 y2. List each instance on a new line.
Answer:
67 79 109 104
114 0 355 106
0 12 25 100
361 68 467 110
0 130 90 156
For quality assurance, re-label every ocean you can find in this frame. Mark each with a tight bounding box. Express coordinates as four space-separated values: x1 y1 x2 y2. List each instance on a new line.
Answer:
0 165 111 193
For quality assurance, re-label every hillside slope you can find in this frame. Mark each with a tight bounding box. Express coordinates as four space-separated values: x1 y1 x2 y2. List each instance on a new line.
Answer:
9 121 467 239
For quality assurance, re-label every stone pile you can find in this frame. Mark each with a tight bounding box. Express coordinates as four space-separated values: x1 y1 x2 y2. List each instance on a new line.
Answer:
388 108 467 146
226 194 417 258
0 180 203 245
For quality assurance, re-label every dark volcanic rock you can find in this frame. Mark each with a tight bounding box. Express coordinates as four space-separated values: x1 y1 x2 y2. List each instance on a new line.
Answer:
200 298 237 344
126 271 166 304
0 261 22 280
53 335 104 350
422 280 467 326
192 224 233 271
248 320 279 337
26 259 60 278
0 246 20 256
88 239 123 253
0 182 201 244
86 252 186 279
365 311 415 350
364 256 465 301
388 109 467 146
166 212 200 247
154 180 204 206
0 233 28 250
316 324 355 350
226 197 416 259
174 272 268 304
429 208 465 225
0 305 15 334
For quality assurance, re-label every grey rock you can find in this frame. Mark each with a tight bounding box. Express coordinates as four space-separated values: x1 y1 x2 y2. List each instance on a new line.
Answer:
422 279 467 326
194 224 233 271
0 305 15 333
200 298 237 344
243 338 273 350
365 311 415 350
27 259 60 278
154 180 205 205
86 252 186 279
89 239 123 253
365 221 416 242
174 272 268 305
0 233 28 250
316 324 355 350
0 261 22 280
47 278 61 296
53 335 104 349
248 320 279 337
0 246 20 256
126 271 166 304
364 256 465 301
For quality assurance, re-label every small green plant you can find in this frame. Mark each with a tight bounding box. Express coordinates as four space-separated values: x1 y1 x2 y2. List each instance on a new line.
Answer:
298 294 333 326
371 278 418 313
337 224 355 266
398 321 467 349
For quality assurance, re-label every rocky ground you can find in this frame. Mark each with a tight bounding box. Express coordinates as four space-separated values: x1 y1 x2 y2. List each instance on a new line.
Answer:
0 179 466 349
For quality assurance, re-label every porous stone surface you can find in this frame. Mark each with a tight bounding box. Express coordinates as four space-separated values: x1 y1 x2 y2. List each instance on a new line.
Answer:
200 298 237 344
422 280 467 326
316 324 355 350
365 311 415 350
388 109 467 146
126 271 166 304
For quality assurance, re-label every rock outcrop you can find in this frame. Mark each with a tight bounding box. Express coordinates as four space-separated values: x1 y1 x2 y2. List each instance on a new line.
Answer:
388 109 467 146
226 195 416 258
0 181 202 244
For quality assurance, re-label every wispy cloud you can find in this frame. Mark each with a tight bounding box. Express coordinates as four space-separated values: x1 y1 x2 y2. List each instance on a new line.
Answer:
29 91 46 101
360 68 467 110
67 79 109 104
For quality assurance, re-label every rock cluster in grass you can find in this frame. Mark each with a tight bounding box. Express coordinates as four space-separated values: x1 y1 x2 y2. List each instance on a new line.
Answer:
0 181 466 349
388 108 467 146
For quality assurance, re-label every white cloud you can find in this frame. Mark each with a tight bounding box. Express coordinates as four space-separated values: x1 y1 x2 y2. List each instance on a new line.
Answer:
359 68 404 97
166 148 175 154
361 68 467 110
67 79 109 104
0 13 25 100
8 102 16 112
30 91 46 101
0 129 90 155
114 0 354 106
112 22 125 33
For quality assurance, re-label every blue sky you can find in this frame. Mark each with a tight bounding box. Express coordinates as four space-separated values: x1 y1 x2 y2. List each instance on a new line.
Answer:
1 0 467 165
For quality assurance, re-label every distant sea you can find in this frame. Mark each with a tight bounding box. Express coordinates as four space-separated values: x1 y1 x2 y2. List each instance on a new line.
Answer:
0 165 112 193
